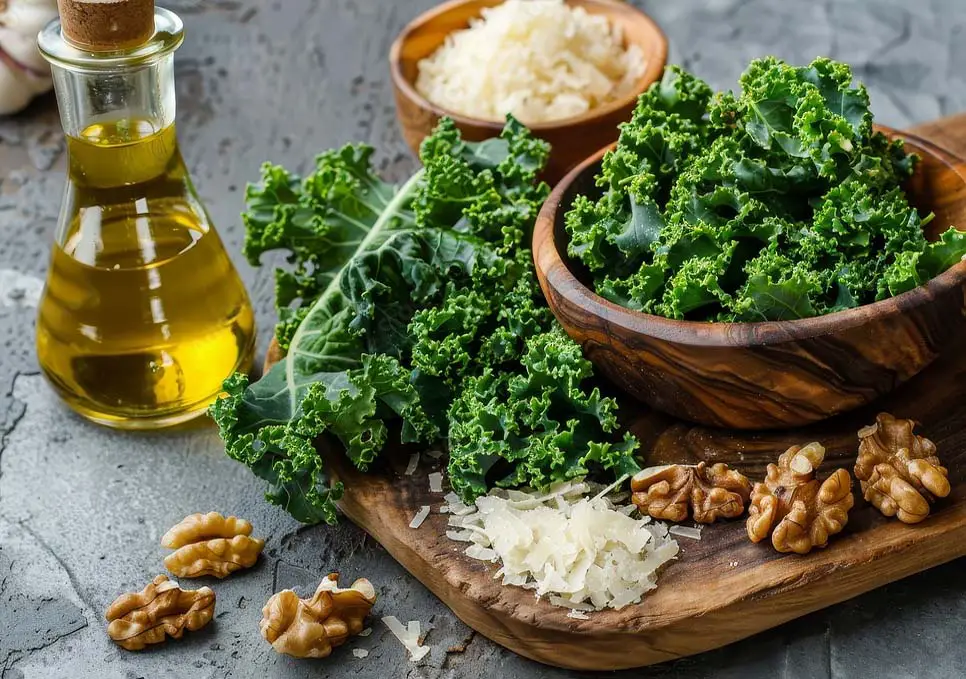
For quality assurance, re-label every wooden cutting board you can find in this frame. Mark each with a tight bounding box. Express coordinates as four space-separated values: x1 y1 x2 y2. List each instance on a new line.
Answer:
265 113 966 671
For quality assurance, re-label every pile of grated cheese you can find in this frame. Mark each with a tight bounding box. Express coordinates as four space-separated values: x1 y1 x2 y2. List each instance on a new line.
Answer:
443 481 679 611
415 0 646 124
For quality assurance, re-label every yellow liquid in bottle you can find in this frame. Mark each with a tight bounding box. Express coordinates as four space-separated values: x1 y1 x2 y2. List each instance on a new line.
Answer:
36 119 256 428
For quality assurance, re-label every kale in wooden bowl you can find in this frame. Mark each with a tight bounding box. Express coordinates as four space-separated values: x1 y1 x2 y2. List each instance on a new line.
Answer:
534 58 966 429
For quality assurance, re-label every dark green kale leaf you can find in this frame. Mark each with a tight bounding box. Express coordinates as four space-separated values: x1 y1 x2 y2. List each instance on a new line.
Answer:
243 146 404 351
209 353 422 524
565 67 711 278
214 118 639 523
447 328 638 503
920 228 966 275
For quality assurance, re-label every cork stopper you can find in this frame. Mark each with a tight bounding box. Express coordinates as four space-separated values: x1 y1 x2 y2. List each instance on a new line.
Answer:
57 0 156 52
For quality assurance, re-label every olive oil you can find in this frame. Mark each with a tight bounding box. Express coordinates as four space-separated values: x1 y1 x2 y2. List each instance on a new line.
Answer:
36 119 256 428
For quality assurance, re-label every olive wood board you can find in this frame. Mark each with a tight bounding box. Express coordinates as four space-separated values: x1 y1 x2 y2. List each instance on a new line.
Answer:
263 113 966 671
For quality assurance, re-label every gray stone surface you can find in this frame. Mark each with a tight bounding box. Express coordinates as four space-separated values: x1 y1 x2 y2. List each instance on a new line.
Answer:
1 0 965 677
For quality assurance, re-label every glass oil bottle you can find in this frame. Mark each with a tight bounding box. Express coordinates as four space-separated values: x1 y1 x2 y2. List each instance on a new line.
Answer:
36 2 256 429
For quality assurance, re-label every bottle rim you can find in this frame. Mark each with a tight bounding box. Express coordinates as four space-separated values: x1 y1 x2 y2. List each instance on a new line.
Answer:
37 7 184 72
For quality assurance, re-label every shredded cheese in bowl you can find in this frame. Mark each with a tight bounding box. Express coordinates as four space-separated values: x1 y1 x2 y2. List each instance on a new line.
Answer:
415 0 646 124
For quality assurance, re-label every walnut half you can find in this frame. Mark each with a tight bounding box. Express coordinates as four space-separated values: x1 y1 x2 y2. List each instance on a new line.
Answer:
260 573 377 659
162 512 264 578
105 575 215 651
855 413 951 524
631 462 752 523
746 442 854 554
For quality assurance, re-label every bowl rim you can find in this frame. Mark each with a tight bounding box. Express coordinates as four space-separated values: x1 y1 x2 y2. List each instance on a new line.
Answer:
388 0 669 132
533 126 966 347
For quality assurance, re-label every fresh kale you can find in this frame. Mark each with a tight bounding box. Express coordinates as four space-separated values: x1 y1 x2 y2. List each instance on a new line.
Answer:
565 57 966 321
212 118 639 523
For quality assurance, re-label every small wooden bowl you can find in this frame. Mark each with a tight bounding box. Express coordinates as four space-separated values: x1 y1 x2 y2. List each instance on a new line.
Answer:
534 129 966 430
389 0 668 183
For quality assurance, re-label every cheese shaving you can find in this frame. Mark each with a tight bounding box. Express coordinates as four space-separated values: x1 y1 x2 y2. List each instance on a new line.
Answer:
631 464 674 483
449 483 678 610
428 472 443 493
465 544 497 562
352 648 369 659
668 525 702 541
382 616 431 662
567 609 590 620
409 505 431 529
359 627 372 637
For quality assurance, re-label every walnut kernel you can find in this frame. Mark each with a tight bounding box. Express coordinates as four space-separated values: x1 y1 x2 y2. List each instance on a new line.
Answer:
855 413 950 523
746 442 854 554
631 462 752 523
105 575 215 651
260 573 377 659
162 511 264 578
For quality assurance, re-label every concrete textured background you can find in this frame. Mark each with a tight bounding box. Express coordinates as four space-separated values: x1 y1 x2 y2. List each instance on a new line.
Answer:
1 0 965 677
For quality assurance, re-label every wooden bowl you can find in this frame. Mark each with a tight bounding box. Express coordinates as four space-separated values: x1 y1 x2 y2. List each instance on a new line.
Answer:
534 129 966 430
389 0 668 183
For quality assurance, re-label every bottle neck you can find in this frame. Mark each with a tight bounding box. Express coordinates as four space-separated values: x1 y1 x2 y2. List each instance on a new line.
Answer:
38 8 184 141
50 53 177 141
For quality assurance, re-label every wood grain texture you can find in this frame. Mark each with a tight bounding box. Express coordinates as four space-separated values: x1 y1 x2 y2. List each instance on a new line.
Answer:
388 0 668 183
260 115 966 671
533 128 966 429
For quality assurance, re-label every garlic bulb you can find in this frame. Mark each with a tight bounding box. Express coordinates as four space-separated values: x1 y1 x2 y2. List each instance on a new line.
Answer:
0 0 58 115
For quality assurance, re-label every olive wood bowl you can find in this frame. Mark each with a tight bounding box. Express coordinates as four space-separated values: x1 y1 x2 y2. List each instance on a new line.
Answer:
533 129 966 430
389 0 668 183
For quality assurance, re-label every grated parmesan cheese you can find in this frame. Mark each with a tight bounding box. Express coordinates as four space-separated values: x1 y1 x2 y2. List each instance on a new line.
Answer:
415 0 646 124
352 648 369 659
409 505 431 529
448 482 678 610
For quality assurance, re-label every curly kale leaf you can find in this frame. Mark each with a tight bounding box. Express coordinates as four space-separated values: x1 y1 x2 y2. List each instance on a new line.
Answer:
736 56 872 178
209 354 423 524
920 228 966 275
447 328 639 503
731 251 822 321
243 145 406 351
565 67 710 275
565 57 966 322
215 117 637 523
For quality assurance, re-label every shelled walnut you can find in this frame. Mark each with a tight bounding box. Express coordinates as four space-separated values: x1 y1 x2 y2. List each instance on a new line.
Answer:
631 462 752 523
161 512 264 578
260 573 377 659
105 575 215 651
746 442 854 554
855 413 951 524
